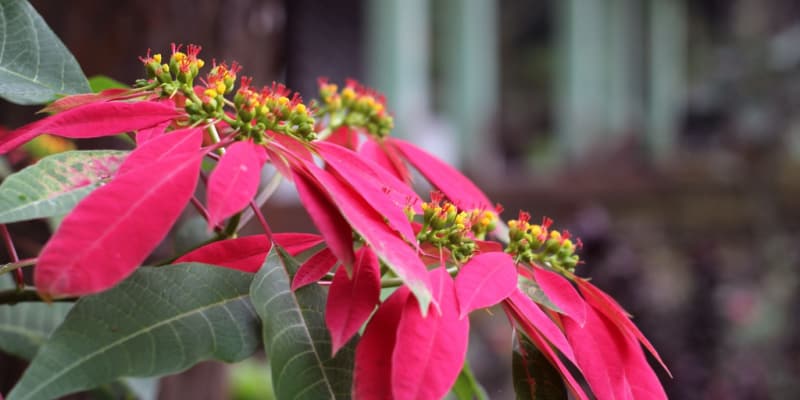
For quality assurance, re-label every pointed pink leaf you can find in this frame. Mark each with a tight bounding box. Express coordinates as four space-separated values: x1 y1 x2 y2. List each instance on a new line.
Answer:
316 141 419 243
325 126 358 149
174 233 323 272
207 140 265 227
359 137 412 183
455 252 517 318
577 278 671 376
325 247 381 354
391 267 469 400
532 267 587 326
292 168 356 269
35 150 204 297
301 161 433 312
291 247 338 290
506 288 576 364
563 304 650 400
354 286 410 400
503 304 589 400
389 138 492 210
135 122 170 145
118 127 203 175
0 101 181 154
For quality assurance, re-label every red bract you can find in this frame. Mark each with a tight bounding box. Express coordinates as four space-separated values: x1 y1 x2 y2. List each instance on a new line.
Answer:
206 140 267 228
117 127 203 175
175 233 323 273
532 266 587 326
388 138 492 210
391 267 469 400
454 251 517 317
38 88 136 114
325 247 381 355
0 101 180 154
354 286 410 399
505 288 576 365
291 247 338 290
298 160 433 312
35 149 205 297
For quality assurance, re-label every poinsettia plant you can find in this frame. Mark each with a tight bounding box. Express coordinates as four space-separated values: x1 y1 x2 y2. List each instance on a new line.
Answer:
0 3 670 399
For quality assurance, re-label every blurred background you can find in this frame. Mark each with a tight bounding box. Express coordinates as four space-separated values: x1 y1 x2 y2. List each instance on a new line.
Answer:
3 0 800 398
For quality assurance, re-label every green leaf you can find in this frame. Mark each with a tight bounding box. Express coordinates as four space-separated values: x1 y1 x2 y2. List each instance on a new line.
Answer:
0 0 90 104
451 360 489 400
88 75 128 93
250 245 355 400
7 264 260 400
512 332 567 400
0 150 127 224
0 275 71 360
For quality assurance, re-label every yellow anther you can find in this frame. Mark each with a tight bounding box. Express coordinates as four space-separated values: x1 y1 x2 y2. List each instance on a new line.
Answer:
480 216 492 227
259 105 269 115
562 239 574 251
530 225 542 237
342 87 356 101
173 52 186 61
508 220 518 229
295 103 307 115
161 64 170 73
549 230 561 241
204 89 218 98
373 103 384 113
278 96 290 105
153 54 162 63
455 213 467 226
216 82 226 95
196 59 205 68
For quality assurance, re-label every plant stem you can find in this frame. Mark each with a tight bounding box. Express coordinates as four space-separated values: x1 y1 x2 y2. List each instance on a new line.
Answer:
0 258 36 276
248 200 273 241
379 266 460 288
0 224 23 289
0 288 74 305
237 172 283 230
206 121 225 155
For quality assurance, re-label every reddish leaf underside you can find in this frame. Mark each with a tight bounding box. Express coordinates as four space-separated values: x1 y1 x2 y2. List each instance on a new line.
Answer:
454 252 518 318
354 286 411 399
506 288 577 365
577 278 671 376
35 149 205 297
291 247 338 290
117 127 203 175
291 169 356 269
300 160 433 312
316 141 420 242
206 140 266 228
325 247 382 355
389 138 492 210
532 267 587 326
38 88 132 114
174 233 323 273
391 267 469 400
0 101 180 154
135 122 170 145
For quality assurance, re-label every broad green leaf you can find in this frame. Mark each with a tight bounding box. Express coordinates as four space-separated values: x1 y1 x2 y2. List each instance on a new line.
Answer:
7 264 260 400
0 275 71 360
87 75 128 92
0 0 90 104
450 360 489 400
0 150 127 224
512 333 567 400
250 245 355 400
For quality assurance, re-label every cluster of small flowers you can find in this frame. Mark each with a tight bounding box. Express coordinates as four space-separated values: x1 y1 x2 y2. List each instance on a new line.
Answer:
139 44 315 142
317 78 394 138
414 193 498 263
506 211 581 271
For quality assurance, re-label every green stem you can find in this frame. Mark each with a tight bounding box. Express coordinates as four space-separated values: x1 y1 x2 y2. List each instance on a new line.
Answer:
0 288 75 305
379 266 460 288
206 121 226 155
0 258 36 277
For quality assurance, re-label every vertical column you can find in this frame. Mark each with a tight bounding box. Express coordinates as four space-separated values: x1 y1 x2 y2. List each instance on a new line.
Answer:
438 0 499 169
647 0 687 160
606 0 644 137
555 0 609 160
365 0 430 140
